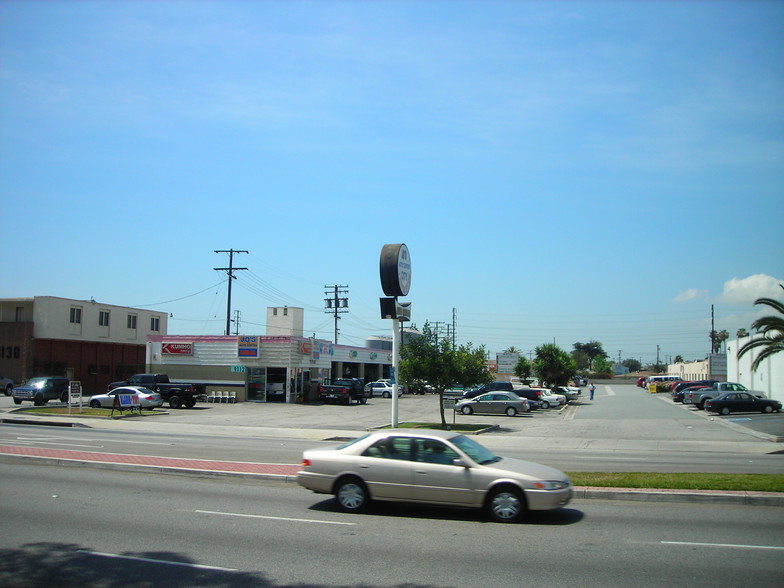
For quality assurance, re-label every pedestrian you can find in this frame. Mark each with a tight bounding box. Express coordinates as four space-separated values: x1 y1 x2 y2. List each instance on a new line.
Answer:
589 382 596 400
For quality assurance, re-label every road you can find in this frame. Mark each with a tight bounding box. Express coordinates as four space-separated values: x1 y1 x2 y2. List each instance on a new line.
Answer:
1 462 782 588
1 422 783 474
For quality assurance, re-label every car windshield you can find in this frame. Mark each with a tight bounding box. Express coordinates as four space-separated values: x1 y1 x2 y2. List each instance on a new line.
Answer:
451 435 501 465
338 434 370 450
24 378 47 389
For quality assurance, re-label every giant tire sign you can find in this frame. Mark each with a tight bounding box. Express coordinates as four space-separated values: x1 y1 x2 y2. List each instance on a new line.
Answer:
379 243 411 297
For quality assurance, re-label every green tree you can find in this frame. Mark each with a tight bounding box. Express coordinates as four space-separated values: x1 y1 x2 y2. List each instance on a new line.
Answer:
622 358 642 373
736 328 749 338
592 356 614 375
673 355 684 364
514 356 533 384
572 341 608 370
737 285 784 371
400 321 491 426
571 349 590 371
533 344 576 387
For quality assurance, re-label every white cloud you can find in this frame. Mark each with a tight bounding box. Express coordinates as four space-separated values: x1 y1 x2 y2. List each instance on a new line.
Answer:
673 288 707 303
720 274 783 305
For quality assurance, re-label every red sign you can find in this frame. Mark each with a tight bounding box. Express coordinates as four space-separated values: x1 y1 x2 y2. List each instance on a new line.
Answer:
162 342 193 355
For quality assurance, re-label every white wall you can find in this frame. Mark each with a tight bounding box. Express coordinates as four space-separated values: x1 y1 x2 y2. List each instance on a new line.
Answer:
726 336 783 402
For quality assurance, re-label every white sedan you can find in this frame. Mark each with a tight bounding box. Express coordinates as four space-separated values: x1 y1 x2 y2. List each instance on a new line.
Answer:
297 429 572 523
89 386 164 409
538 389 565 409
364 381 401 398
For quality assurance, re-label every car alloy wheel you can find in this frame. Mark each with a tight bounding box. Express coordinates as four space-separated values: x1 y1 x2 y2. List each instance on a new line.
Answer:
505 407 517 417
461 405 473 415
90 399 101 408
541 401 550 409
335 477 368 513
763 405 773 414
487 487 525 523
720 407 730 415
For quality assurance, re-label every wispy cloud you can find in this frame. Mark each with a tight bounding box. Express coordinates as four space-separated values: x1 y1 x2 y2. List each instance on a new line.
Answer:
673 288 707 303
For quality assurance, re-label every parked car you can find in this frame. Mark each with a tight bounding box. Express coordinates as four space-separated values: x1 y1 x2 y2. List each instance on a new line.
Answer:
693 382 767 410
364 381 402 398
455 392 530 416
553 386 580 401
572 377 588 387
1 375 13 396
513 387 545 409
296 429 572 523
636 377 647 388
538 389 565 409
89 386 164 409
12 377 69 405
462 381 514 399
682 385 712 406
704 392 782 415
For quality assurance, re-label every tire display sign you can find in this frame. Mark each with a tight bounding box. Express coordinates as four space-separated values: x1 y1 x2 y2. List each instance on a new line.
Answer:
380 243 412 297
162 342 193 355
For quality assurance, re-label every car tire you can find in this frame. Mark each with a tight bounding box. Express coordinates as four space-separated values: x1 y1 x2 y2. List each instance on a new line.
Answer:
487 486 526 523
720 407 730 415
184 398 197 408
382 391 390 398
61 392 69 403
359 397 367 405
89 399 101 408
4 385 12 396
335 477 369 513
763 405 773 414
505 407 517 417
541 401 550 409
13 398 21 405
461 405 473 415
169 395 182 409
34 394 45 406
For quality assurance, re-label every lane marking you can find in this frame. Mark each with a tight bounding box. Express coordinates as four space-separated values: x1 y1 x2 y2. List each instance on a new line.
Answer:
195 509 357 526
605 386 616 396
661 541 784 551
77 550 238 571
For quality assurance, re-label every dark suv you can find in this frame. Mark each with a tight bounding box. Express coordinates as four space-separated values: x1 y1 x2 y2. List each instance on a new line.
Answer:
462 381 514 399
12 377 70 406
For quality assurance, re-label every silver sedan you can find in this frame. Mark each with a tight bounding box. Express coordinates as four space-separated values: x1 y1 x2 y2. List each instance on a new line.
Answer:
455 392 530 416
297 429 572 523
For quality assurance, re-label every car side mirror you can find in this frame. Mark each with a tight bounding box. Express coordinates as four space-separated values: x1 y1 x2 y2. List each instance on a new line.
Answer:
453 459 470 468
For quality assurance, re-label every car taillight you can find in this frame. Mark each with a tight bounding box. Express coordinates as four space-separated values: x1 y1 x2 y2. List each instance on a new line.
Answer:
301 458 311 467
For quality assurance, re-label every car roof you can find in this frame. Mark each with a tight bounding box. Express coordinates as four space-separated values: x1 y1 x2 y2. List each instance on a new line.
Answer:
365 429 461 441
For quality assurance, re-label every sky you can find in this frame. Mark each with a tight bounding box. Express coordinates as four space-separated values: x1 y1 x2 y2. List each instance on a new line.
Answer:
1 1 782 366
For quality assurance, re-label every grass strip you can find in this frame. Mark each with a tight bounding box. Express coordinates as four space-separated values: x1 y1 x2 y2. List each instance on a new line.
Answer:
567 472 784 493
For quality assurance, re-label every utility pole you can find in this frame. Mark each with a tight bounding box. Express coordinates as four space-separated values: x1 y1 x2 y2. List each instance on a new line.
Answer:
214 249 248 336
452 308 457 348
231 309 241 336
324 285 348 343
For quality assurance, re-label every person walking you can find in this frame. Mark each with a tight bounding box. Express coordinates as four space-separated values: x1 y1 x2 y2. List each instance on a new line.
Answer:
589 382 596 400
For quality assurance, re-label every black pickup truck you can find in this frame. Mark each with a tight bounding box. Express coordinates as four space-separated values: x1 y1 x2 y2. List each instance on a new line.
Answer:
108 373 206 409
318 378 370 405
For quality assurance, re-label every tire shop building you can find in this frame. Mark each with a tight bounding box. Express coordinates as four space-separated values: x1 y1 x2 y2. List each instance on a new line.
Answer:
147 306 392 403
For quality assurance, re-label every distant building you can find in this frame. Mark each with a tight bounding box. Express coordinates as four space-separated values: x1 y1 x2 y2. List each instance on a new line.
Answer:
0 296 168 392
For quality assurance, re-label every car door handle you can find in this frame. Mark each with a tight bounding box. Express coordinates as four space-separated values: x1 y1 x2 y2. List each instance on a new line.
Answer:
415 470 428 475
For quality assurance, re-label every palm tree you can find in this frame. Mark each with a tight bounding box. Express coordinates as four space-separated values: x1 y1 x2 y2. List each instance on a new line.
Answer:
737 285 784 371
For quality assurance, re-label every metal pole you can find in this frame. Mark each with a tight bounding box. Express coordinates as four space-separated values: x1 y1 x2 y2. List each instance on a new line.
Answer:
392 317 400 428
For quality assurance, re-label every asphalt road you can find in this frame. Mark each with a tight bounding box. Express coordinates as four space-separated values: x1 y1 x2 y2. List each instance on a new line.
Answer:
2 463 783 588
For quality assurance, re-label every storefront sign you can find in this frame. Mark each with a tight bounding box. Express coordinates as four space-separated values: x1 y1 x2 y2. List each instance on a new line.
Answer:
238 336 259 358
162 342 193 355
231 365 247 373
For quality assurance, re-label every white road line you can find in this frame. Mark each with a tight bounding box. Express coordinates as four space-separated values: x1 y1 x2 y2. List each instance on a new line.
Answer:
605 386 616 396
4 440 105 449
78 550 238 571
195 509 357 526
661 541 784 551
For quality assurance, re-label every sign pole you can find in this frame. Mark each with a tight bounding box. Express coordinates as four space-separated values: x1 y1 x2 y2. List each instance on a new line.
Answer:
391 317 400 428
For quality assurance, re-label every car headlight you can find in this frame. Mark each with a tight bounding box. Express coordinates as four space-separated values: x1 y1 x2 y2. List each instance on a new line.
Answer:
534 480 570 490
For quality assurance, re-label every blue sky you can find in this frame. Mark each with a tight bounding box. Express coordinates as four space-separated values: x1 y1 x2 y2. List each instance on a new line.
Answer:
1 1 782 365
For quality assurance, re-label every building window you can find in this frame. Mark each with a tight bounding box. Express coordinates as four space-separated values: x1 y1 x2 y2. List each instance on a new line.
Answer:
15 307 23 322
127 314 137 329
283 307 288 316
150 316 160 332
99 311 110 327
70 307 82 324
273 308 278 316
